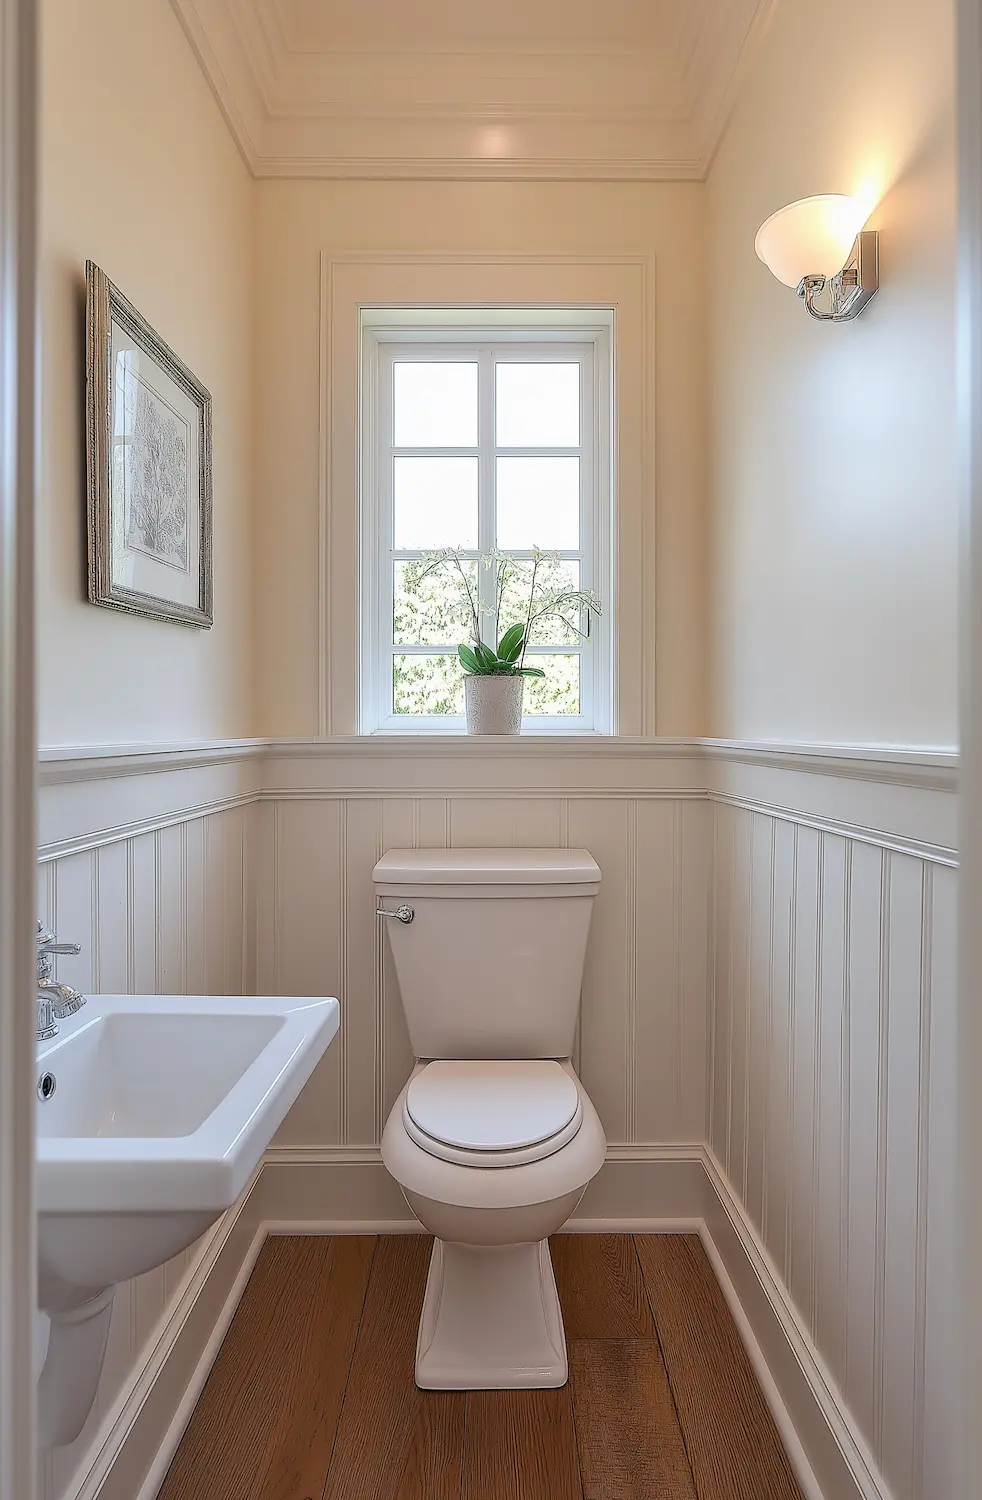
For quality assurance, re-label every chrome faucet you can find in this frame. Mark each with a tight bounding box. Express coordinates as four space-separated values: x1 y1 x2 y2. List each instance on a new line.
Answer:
36 922 85 1041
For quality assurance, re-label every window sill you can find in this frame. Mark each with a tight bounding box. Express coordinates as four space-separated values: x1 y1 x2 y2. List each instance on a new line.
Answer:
314 733 665 754
262 735 702 764
367 728 609 737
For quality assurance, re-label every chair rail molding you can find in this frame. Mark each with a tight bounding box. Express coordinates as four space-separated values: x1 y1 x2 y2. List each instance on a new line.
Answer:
34 735 958 853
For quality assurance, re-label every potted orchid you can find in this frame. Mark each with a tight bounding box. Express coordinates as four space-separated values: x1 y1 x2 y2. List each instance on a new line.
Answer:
405 548 601 734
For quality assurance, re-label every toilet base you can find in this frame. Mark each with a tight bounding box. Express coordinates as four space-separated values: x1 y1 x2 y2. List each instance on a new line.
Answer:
415 1237 567 1390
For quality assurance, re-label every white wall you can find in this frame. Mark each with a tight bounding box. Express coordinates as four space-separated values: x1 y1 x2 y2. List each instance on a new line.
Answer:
253 181 709 737
708 0 958 746
40 0 255 748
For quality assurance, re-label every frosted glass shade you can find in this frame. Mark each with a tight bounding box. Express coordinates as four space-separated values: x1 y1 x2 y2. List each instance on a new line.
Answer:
754 195 869 288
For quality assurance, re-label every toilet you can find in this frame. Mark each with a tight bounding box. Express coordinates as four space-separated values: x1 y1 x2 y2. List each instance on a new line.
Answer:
375 847 606 1390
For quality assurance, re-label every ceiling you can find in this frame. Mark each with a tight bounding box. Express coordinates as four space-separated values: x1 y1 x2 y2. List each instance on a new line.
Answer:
171 0 776 180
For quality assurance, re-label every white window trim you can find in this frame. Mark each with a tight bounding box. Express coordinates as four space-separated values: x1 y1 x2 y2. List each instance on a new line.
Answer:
358 313 614 735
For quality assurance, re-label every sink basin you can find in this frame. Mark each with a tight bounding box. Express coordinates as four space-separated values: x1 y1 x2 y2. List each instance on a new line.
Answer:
38 1011 286 1141
36 993 339 1308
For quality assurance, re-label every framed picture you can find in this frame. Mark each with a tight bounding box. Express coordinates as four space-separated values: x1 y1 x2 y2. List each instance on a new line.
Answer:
85 261 213 627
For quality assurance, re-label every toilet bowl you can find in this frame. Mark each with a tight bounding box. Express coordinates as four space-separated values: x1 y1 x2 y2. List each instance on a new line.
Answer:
374 848 606 1390
381 1058 606 1388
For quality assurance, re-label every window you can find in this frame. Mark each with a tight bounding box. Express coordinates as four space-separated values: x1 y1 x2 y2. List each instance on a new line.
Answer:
360 319 612 733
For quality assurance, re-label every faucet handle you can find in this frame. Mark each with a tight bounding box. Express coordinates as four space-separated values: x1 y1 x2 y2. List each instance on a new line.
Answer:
37 922 80 957
36 923 81 985
36 994 58 1042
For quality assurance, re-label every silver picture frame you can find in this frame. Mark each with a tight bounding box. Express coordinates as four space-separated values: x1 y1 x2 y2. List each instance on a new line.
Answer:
85 260 213 627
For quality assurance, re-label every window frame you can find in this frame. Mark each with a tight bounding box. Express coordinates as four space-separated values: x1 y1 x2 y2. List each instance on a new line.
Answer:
359 318 613 735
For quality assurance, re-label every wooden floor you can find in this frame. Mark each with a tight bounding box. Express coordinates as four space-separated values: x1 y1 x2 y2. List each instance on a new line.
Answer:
158 1234 805 1500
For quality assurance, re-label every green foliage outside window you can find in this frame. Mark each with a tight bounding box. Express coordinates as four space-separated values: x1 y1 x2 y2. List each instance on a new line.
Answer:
393 548 601 717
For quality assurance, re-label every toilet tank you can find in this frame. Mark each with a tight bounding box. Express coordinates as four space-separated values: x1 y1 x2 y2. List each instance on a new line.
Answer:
373 848 601 1060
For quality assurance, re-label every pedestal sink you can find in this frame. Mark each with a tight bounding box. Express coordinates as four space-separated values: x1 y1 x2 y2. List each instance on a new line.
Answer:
35 993 339 1447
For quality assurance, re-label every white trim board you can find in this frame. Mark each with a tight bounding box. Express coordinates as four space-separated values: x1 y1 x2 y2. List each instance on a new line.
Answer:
317 254 657 737
37 735 958 783
35 744 956 872
70 1148 893 1500
35 736 957 858
37 792 257 864
59 1168 265 1500
702 1150 896 1500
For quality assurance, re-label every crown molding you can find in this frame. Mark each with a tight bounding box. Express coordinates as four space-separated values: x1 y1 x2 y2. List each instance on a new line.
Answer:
169 0 265 174
169 0 776 181
249 154 705 184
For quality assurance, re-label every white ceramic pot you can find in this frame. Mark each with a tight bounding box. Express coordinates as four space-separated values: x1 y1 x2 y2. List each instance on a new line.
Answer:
464 674 524 735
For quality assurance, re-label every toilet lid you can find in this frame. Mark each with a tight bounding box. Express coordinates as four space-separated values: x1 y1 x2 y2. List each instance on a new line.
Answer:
404 1060 582 1165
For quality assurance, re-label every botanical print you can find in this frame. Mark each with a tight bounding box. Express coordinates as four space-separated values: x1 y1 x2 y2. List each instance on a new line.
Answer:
115 360 190 572
87 261 213 626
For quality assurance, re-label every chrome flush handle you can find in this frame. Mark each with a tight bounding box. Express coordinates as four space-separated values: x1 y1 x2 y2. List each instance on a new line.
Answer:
376 903 414 925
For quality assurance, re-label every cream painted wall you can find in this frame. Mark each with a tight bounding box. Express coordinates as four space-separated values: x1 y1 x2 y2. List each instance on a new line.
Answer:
40 0 254 748
708 0 958 746
253 181 709 736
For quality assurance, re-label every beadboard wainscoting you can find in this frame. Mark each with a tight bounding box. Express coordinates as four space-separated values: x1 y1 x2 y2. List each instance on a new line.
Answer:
257 738 713 1154
36 748 260 1500
706 746 958 1500
33 738 958 1500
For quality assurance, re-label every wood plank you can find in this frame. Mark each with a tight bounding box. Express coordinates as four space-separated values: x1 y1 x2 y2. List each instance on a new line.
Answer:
570 1339 697 1500
158 1235 374 1500
635 1235 805 1500
461 1388 582 1500
550 1234 655 1338
322 1235 465 1500
261 1238 376 1500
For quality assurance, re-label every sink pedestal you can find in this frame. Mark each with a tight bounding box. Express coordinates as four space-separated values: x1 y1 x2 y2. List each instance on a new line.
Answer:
38 1287 114 1448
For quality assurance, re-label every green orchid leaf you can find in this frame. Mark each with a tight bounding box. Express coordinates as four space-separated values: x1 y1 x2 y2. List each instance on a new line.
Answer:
497 624 525 662
475 642 499 672
457 644 483 674
518 666 547 677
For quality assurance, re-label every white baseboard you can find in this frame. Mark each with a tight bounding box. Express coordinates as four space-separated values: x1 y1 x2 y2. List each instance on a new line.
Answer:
74 1147 892 1500
702 1149 894 1500
63 1170 265 1500
129 1226 267 1500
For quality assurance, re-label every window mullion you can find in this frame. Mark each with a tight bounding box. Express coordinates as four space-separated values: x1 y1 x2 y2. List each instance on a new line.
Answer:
476 346 496 645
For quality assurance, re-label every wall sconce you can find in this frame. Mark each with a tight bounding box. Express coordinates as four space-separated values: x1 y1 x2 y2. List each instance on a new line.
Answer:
755 194 878 322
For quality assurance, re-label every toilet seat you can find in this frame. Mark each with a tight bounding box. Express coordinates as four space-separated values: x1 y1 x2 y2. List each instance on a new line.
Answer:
404 1060 583 1168
383 1060 606 1211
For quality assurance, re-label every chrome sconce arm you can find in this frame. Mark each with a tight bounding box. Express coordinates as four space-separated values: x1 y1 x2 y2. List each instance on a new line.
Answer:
795 230 879 322
756 196 879 323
